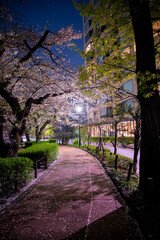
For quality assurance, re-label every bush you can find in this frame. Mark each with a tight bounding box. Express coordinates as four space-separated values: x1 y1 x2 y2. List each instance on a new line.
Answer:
104 148 111 154
117 154 133 169
18 142 59 163
73 138 79 146
0 157 33 193
48 139 56 143
118 136 134 145
79 144 138 194
102 137 110 142
25 141 37 148
90 137 100 142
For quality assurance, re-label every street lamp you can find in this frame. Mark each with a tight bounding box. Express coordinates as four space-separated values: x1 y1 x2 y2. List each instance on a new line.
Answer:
76 106 82 147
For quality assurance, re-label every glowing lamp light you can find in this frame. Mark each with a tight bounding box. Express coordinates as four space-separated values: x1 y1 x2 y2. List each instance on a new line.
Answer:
76 106 82 113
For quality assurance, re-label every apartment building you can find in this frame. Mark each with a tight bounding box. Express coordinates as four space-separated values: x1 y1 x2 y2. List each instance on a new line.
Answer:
83 0 137 137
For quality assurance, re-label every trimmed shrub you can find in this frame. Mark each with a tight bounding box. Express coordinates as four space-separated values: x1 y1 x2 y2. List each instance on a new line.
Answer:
117 154 133 169
118 136 134 145
25 141 37 148
18 142 59 163
90 137 100 142
73 138 79 146
102 137 110 142
104 148 111 154
0 157 33 193
79 144 138 194
48 139 56 143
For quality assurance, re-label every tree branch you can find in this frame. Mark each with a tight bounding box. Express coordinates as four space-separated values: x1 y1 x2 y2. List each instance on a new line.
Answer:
19 30 50 63
0 87 21 116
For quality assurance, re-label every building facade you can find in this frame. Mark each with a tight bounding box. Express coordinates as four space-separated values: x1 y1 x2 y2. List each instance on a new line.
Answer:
83 0 137 138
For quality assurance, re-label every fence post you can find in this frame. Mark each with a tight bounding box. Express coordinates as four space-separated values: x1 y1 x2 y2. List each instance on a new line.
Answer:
115 154 118 170
45 157 48 169
127 163 133 181
14 180 18 191
101 149 105 161
35 159 37 178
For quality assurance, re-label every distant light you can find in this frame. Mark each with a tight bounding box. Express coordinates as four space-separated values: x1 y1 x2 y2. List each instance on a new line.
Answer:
76 106 82 113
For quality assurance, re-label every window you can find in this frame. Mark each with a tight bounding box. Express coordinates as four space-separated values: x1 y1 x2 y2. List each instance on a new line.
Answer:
97 55 104 64
86 43 92 53
100 95 112 104
100 25 106 33
94 111 98 121
85 29 93 43
84 16 88 23
100 108 107 118
122 79 133 93
85 19 92 33
100 107 113 118
88 103 94 109
107 107 113 117
100 98 106 104
123 98 135 110
88 112 93 120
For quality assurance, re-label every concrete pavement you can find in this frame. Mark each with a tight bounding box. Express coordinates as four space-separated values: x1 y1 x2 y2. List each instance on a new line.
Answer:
0 146 143 240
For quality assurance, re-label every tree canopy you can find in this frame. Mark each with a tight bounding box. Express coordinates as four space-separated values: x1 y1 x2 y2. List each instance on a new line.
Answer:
0 2 82 157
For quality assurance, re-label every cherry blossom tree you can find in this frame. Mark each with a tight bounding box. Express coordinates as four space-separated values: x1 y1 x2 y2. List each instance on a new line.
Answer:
0 4 82 157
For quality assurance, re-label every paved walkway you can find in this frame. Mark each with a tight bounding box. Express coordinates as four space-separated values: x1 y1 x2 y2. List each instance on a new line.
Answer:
0 146 143 240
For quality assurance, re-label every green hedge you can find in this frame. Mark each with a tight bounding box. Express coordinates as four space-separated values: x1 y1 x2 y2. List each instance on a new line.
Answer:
18 142 59 163
118 136 134 145
90 136 114 143
89 136 134 145
80 144 132 170
0 157 33 193
73 138 79 145
79 144 137 194
25 141 37 148
90 137 100 142
48 139 56 143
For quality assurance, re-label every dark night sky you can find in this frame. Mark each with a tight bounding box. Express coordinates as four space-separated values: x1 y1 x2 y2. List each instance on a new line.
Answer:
7 0 84 66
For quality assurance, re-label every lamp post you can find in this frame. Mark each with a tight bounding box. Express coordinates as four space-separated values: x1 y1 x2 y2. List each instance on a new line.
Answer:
76 106 82 147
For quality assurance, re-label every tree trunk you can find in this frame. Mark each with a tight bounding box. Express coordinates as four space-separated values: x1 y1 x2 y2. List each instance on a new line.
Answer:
129 0 160 204
88 135 90 146
133 144 139 174
25 127 31 142
133 112 141 173
0 115 23 157
139 95 160 203
25 132 30 142
36 120 51 143
114 121 118 155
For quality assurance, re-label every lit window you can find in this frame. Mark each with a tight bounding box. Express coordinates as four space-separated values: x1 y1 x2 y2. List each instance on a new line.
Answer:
86 43 92 53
